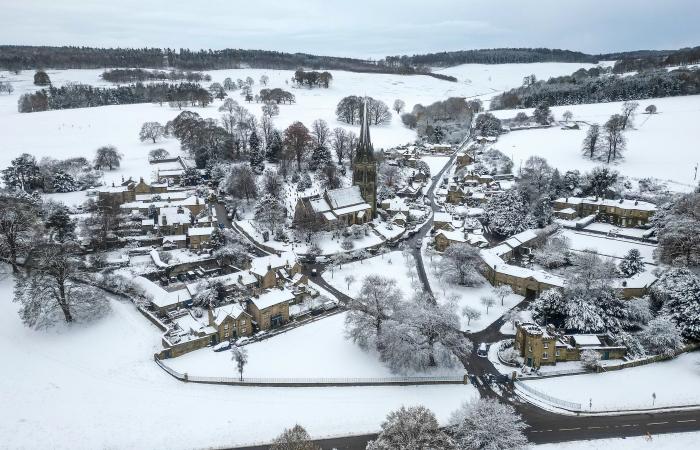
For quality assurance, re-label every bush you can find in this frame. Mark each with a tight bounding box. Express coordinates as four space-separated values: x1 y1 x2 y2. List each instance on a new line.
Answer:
580 349 601 371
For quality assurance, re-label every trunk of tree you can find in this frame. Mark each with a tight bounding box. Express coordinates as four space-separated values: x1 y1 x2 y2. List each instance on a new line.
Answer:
58 281 73 323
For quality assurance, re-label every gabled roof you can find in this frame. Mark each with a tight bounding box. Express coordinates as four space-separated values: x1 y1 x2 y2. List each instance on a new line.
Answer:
250 288 295 310
325 186 365 209
211 303 248 326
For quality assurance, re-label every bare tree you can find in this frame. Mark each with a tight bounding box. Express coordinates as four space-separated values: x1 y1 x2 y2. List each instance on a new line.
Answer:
581 124 601 159
480 296 496 314
344 274 356 290
620 101 639 130
231 346 248 381
493 285 513 306
345 275 403 350
259 75 269 86
393 99 406 115
311 119 330 148
331 127 349 164
462 305 481 326
283 121 311 170
0 195 39 272
438 243 484 286
562 110 573 122
603 114 626 163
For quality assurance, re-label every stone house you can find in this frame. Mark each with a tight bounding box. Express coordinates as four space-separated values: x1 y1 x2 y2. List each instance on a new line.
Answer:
514 323 626 368
434 230 467 252
294 186 372 228
553 197 656 228
247 288 294 331
433 212 455 231
188 226 215 249
208 303 253 343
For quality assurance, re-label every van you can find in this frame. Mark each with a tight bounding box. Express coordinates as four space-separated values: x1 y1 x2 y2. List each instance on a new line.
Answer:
477 343 488 357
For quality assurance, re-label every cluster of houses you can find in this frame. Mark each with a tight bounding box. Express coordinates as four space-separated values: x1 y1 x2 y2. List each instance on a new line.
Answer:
514 322 626 369
94 158 217 251
140 251 316 358
553 196 657 228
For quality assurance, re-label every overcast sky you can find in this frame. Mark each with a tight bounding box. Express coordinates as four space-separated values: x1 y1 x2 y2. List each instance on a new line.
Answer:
2 0 699 58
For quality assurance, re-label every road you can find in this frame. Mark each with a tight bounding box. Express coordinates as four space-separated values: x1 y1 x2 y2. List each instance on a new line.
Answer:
221 146 700 449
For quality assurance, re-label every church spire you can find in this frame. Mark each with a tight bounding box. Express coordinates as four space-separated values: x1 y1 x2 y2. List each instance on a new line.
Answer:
356 97 374 160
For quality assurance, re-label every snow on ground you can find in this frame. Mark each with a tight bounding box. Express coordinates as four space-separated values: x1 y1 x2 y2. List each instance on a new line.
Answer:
166 312 465 378
535 431 700 450
579 222 651 239
421 155 451 179
522 351 700 412
435 62 611 100
559 229 656 263
322 251 417 298
0 270 476 450
423 247 525 332
490 95 700 191
0 62 606 206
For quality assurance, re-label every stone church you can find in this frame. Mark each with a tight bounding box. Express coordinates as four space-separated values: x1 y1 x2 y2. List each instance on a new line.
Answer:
294 99 377 227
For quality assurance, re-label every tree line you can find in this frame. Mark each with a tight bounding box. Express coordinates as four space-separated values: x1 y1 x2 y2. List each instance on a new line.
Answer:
490 67 700 109
101 68 210 83
17 82 212 112
610 45 700 74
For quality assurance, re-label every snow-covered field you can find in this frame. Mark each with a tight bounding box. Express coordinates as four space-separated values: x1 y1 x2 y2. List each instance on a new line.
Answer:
166 312 465 378
0 271 477 450
535 431 700 450
422 155 452 179
522 351 700 412
423 248 525 332
0 61 604 205
322 250 417 298
490 95 700 191
559 229 657 263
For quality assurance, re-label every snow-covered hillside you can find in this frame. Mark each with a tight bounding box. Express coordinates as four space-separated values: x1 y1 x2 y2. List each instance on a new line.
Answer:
491 95 700 191
0 61 603 193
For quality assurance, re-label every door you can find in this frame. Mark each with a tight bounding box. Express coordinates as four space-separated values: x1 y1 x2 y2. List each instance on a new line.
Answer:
527 357 533 367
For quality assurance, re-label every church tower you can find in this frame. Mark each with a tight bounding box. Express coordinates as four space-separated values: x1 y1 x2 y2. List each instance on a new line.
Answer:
353 99 377 218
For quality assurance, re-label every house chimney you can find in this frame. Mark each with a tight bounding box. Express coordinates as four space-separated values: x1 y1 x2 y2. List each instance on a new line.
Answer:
140 177 144 183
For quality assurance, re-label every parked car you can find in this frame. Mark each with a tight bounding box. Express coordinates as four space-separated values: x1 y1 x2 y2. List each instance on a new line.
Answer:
311 268 317 277
315 256 329 263
323 299 339 311
212 341 232 352
415 239 423 249
477 343 488 357
187 271 196 280
169 276 177 284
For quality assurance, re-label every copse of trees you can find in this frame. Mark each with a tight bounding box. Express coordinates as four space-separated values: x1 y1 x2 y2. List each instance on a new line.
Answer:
293 69 332 88
18 82 213 113
101 68 210 83
611 45 700 74
335 96 391 125
259 88 295 104
384 47 598 68
33 70 51 86
490 67 700 109
404 97 480 143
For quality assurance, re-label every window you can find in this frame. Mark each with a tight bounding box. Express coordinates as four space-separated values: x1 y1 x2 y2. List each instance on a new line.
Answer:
241 327 247 334
555 350 560 357
528 345 532 353
542 352 548 360
241 319 246 325
543 342 549 349
224 332 229 338
223 324 229 331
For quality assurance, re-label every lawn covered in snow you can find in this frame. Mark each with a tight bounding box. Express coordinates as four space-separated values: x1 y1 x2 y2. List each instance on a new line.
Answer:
423 247 525 332
559 229 657 263
0 270 478 449
166 312 465 378
322 250 417 298
535 431 700 450
422 155 452 179
522 351 700 412
490 95 700 192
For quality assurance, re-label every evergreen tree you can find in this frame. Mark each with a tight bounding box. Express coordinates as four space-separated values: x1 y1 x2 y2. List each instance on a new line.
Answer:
484 190 532 237
309 145 332 171
618 249 645 277
52 170 79 193
248 131 264 173
33 70 51 86
2 153 43 192
533 103 551 125
265 129 283 163
45 205 75 241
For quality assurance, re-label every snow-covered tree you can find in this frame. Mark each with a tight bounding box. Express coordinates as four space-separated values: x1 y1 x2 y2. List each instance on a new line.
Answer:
533 103 552 125
640 316 684 357
45 203 75 242
309 145 332 171
139 121 164 143
438 243 484 287
94 145 122 170
462 305 481 326
618 248 645 277
249 131 265 174
341 238 354 251
14 242 110 328
262 101 279 117
231 346 248 381
148 148 169 161
480 296 496 315
449 398 528 450
651 268 700 340
471 113 502 137
653 193 700 267
533 235 570 269
614 331 647 359
645 104 657 114
254 194 285 232
393 99 406 115
345 275 403 350
603 114 626 163
493 285 513 306
620 101 639 130
51 170 79 193
2 153 43 192
580 349 601 371
269 424 318 450
367 406 453 450
0 194 39 272
581 124 602 160
562 110 573 122
484 190 531 237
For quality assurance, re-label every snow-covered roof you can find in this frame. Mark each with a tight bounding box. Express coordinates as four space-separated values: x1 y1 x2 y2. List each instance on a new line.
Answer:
510 229 538 245
570 334 602 347
97 185 130 193
250 288 295 310
158 206 191 226
434 212 452 223
557 207 577 215
555 197 657 212
188 226 215 237
611 271 657 289
436 230 466 243
325 186 365 209
150 157 188 170
492 244 512 257
211 303 248 326
121 195 203 211
163 234 186 242
135 192 189 202
250 252 296 277
142 219 154 226
381 197 409 212
334 203 371 216
133 276 191 308
309 197 331 213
